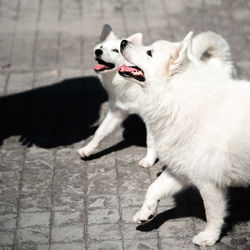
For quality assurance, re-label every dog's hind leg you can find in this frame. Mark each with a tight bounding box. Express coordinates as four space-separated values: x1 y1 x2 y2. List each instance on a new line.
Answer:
133 171 188 223
138 124 157 168
78 108 127 157
192 182 227 246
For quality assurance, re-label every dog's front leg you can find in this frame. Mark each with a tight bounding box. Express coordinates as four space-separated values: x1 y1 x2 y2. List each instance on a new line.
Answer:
78 108 127 157
138 123 157 168
133 171 187 223
192 182 227 246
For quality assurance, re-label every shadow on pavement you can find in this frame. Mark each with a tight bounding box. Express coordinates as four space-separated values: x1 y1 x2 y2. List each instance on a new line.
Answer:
0 76 146 150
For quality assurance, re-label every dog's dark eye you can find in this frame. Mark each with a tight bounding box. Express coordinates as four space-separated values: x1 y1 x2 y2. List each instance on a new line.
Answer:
147 50 153 57
112 49 119 53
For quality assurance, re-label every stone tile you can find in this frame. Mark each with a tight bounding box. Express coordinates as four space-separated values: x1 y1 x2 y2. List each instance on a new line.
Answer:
88 195 119 209
19 212 50 228
50 243 86 250
88 207 120 225
159 218 196 239
161 237 199 250
0 192 18 213
124 238 159 250
55 148 84 171
120 193 145 208
51 225 84 243
123 223 158 240
0 213 17 230
87 166 117 195
7 72 33 94
53 169 85 196
21 170 52 195
53 211 84 227
14 244 50 250
34 70 59 88
116 146 147 164
88 224 122 241
121 206 142 224
118 161 151 194
0 73 6 94
53 194 84 212
16 227 50 245
0 171 20 193
0 146 25 171
20 192 51 212
88 240 123 250
0 230 14 245
25 147 54 170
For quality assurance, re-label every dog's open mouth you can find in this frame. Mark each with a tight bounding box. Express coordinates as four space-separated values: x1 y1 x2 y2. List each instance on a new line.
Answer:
118 64 145 82
94 58 115 72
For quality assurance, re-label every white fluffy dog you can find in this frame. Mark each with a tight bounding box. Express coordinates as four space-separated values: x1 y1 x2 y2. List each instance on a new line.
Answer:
118 32 249 246
78 24 233 169
78 24 158 168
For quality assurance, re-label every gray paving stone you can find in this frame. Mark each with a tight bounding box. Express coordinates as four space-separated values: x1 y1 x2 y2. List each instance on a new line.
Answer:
16 227 50 245
51 225 84 243
0 213 17 230
53 169 85 196
0 73 6 95
0 230 15 245
124 238 159 250
20 192 51 212
88 207 120 225
53 211 84 227
161 237 199 250
21 170 52 195
0 0 19 21
39 0 60 22
88 223 122 241
0 1 250 250
7 72 34 94
117 161 151 194
50 243 85 250
88 240 123 250
0 146 25 171
25 147 54 171
88 194 119 209
19 212 50 228
11 22 36 71
121 206 142 224
35 22 59 70
122 223 158 240
34 70 59 88
159 218 196 239
53 194 84 212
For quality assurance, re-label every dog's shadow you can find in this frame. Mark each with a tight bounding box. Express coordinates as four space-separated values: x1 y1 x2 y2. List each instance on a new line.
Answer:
137 169 250 240
0 75 146 149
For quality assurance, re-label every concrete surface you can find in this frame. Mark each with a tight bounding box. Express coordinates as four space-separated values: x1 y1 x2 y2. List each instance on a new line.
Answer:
0 0 250 249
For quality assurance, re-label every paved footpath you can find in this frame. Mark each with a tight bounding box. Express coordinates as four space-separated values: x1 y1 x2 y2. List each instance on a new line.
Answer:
0 0 250 249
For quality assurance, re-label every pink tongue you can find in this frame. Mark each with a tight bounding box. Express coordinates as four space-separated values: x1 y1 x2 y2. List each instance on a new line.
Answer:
118 64 136 72
94 64 108 71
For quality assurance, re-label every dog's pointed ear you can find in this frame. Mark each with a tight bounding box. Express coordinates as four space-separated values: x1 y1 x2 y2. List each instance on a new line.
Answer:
126 33 143 45
100 24 116 42
168 31 193 76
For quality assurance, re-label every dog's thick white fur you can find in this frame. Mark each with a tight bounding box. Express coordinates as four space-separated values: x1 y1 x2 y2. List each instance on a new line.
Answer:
78 24 157 168
78 25 233 169
119 32 249 246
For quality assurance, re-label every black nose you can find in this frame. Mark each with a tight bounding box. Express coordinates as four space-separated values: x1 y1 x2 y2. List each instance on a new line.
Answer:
120 40 128 51
95 49 103 56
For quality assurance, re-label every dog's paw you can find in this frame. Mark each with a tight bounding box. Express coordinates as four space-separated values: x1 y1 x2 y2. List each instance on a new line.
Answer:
78 146 95 158
133 204 157 224
192 231 218 246
138 157 155 168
